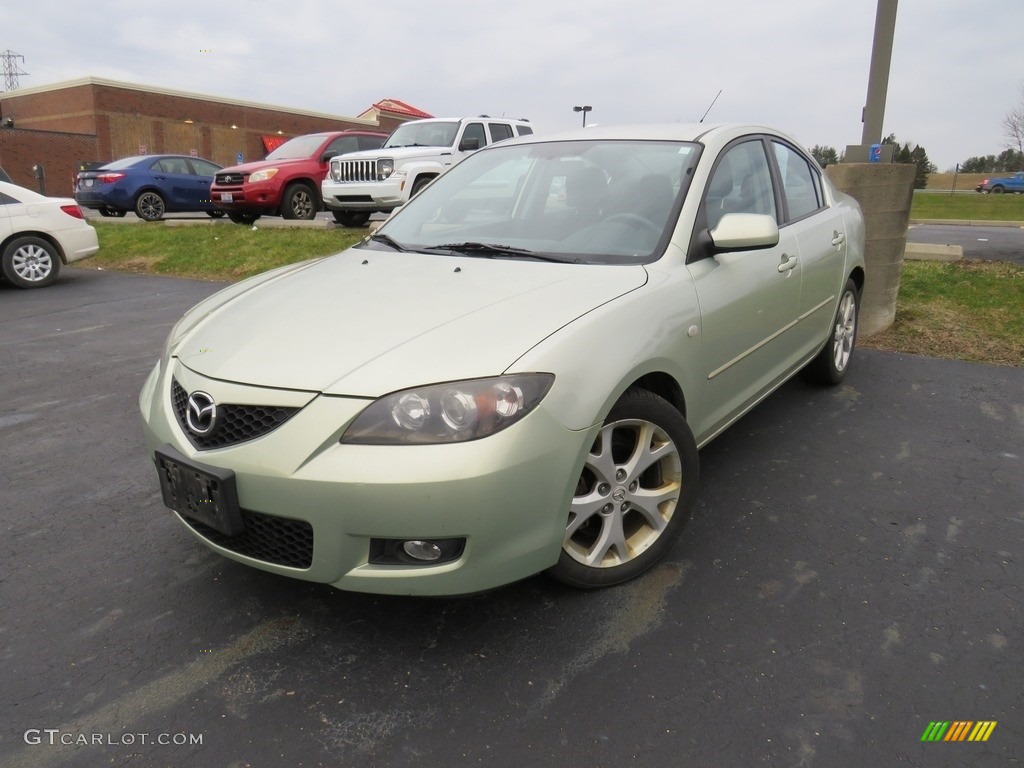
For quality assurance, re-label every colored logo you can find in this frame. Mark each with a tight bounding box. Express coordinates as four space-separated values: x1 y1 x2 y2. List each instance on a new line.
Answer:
921 721 997 742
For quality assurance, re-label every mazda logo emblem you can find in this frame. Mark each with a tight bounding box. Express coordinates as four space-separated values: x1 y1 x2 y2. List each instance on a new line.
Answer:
186 391 217 436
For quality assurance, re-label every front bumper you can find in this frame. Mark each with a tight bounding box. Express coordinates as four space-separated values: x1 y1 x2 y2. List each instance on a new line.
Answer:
321 179 402 212
211 181 281 214
139 360 591 595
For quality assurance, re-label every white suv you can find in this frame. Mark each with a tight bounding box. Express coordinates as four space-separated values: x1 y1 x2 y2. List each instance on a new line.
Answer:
322 116 533 226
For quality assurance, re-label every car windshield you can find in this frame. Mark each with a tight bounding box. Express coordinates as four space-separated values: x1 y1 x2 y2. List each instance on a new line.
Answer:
383 121 460 149
265 134 330 160
366 139 701 265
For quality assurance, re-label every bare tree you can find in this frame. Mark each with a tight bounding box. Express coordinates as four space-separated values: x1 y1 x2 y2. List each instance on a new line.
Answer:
1003 82 1024 155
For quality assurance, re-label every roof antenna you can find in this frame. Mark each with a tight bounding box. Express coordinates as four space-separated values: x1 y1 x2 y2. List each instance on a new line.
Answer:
699 90 722 123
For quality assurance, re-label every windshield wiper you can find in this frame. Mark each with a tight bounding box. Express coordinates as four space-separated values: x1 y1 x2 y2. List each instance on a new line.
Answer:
431 242 578 263
367 233 408 252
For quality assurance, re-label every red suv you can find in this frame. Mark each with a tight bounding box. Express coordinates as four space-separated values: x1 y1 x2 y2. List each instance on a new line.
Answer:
211 130 387 224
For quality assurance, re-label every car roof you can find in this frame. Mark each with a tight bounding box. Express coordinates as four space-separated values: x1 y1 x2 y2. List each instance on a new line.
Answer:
505 122 798 147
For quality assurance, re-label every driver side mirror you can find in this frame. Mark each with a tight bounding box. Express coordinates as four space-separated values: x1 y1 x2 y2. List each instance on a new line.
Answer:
458 137 480 152
321 150 339 163
709 213 779 252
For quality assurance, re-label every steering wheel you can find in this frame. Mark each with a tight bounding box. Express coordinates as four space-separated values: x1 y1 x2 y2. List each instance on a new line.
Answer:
603 212 662 237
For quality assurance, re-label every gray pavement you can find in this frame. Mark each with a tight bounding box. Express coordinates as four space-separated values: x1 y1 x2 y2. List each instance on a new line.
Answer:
1 268 1022 767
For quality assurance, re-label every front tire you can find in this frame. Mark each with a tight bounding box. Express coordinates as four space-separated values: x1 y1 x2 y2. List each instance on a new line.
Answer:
549 389 699 589
227 212 261 225
802 277 859 385
207 210 225 218
2 236 62 288
135 191 166 221
282 184 317 220
332 211 371 227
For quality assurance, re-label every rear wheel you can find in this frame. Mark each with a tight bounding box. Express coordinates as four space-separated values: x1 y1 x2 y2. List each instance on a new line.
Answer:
991 186 1005 195
331 211 371 227
549 389 699 589
282 184 317 220
2 236 61 288
801 277 859 385
206 210 225 218
135 191 166 221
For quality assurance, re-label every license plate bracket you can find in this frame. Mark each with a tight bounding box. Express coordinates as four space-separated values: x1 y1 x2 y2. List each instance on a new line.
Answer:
155 446 244 536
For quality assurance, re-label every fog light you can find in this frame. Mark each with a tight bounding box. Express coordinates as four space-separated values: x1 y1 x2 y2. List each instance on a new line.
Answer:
402 540 443 562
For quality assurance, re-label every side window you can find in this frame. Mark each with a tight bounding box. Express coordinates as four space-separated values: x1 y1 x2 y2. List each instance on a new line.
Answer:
461 122 487 149
0 191 19 205
704 140 776 230
773 142 823 221
156 158 190 174
189 159 220 177
489 123 514 143
326 136 360 156
516 125 534 136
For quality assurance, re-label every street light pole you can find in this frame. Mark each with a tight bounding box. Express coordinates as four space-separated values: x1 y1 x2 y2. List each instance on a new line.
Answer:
572 105 592 127
861 0 899 146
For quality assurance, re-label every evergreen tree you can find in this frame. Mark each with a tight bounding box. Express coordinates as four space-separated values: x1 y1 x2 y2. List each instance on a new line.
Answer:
809 145 839 167
882 134 934 189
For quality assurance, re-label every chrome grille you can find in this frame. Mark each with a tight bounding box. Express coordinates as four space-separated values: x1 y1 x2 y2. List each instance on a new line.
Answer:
215 172 245 185
332 159 377 183
171 379 300 450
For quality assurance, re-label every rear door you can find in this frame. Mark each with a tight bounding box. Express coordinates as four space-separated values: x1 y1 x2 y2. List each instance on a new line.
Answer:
0 187 15 241
152 157 199 209
769 140 847 357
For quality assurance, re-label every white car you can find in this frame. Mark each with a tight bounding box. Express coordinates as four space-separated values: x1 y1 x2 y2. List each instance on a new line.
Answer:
1 180 99 288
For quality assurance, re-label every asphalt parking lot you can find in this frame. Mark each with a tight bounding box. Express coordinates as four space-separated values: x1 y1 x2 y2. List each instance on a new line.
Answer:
1 268 1021 767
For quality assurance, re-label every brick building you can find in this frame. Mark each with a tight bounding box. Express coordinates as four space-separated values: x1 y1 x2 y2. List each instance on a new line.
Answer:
0 77 429 195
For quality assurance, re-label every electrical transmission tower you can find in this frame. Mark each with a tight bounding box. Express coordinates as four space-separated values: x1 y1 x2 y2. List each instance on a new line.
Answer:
1 50 28 91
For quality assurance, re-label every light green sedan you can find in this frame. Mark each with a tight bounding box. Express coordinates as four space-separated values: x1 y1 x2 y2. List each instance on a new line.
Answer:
140 123 865 595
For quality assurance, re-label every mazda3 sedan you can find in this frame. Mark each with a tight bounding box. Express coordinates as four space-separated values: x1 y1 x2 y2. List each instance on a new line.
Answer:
140 123 865 595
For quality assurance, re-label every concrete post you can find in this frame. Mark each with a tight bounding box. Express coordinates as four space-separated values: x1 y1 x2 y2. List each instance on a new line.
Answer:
826 163 916 337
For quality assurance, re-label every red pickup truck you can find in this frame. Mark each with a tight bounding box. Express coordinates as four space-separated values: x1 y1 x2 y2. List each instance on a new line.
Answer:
211 130 387 224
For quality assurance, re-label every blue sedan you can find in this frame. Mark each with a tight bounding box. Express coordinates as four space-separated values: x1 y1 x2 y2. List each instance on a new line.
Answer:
75 155 223 221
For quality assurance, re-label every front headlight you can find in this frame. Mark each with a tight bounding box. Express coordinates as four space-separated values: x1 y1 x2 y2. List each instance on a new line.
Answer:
377 159 395 180
248 168 279 183
341 374 554 445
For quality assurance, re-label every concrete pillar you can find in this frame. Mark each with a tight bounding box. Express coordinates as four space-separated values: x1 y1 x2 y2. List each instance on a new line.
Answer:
825 163 916 337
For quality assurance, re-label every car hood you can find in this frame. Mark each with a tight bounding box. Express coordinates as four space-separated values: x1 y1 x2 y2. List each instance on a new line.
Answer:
173 249 647 396
338 146 451 162
217 157 313 175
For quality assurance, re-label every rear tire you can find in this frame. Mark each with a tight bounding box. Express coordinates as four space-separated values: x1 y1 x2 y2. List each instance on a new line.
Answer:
207 210 225 218
991 186 1005 195
282 184 317 220
227 212 261 225
135 191 165 221
2 236 62 288
331 211 371 227
801 278 859 385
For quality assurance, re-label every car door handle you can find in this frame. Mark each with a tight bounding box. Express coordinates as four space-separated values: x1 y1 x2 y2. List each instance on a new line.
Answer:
778 254 799 273
154 175 166 180
832 230 845 247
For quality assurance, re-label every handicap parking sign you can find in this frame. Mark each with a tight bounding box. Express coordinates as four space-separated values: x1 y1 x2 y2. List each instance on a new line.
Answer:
236 152 244 165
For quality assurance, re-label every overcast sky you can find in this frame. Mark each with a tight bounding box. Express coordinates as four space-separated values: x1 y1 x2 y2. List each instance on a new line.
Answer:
3 0 1022 170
